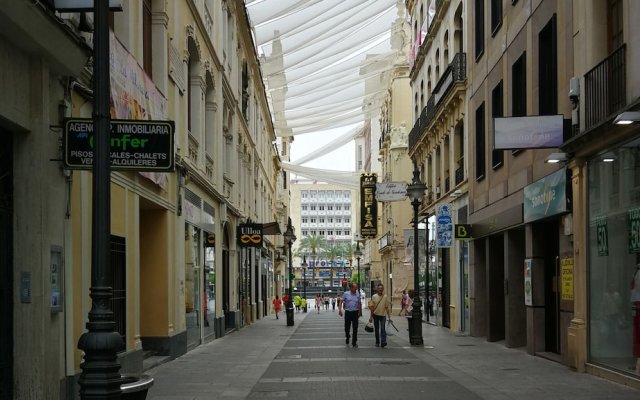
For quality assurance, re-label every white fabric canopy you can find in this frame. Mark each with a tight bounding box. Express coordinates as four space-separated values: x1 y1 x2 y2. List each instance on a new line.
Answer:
246 0 406 182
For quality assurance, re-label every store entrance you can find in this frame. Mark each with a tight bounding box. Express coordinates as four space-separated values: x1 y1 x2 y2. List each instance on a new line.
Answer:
0 132 12 400
542 221 561 354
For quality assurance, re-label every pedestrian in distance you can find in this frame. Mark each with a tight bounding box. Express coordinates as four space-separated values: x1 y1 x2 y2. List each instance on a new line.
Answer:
315 293 322 314
272 295 282 320
293 295 301 312
399 289 409 316
405 289 414 317
338 283 362 348
368 283 392 347
331 296 336 311
324 295 330 310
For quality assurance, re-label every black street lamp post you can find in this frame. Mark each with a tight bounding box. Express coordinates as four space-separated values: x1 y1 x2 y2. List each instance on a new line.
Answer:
354 242 362 291
301 255 308 312
407 159 426 346
77 2 124 398
283 217 296 326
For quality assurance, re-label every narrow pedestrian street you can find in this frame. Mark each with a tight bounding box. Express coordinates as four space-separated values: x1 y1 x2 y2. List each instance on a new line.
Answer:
146 309 639 399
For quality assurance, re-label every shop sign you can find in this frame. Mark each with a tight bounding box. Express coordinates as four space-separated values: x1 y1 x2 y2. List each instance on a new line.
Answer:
560 257 574 301
524 259 532 306
493 115 565 150
64 119 175 172
360 173 378 239
454 224 472 239
523 168 568 223
629 207 640 253
237 223 263 248
204 232 215 247
596 216 609 256
436 203 453 248
375 182 407 202
50 0 122 11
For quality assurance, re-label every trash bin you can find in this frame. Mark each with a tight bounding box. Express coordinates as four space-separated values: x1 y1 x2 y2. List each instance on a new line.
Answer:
121 374 154 400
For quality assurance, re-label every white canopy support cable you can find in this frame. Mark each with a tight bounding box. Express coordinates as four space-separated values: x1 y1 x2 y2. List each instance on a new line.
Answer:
255 0 374 48
265 4 395 69
291 124 363 165
282 162 360 189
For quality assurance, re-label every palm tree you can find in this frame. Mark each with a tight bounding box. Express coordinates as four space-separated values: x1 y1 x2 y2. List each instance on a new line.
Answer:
297 235 327 281
323 242 345 287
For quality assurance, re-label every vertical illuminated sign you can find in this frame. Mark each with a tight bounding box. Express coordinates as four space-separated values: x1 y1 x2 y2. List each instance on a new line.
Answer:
360 173 378 239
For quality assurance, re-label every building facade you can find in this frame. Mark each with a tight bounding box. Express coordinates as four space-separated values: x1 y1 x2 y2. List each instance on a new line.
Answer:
1 1 288 398
563 0 640 387
289 181 358 294
406 0 469 332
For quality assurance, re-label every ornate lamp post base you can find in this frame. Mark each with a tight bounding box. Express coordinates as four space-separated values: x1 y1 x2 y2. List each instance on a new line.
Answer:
408 298 424 345
286 303 294 326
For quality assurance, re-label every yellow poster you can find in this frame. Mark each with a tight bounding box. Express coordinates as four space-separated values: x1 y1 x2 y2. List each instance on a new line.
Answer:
560 257 574 301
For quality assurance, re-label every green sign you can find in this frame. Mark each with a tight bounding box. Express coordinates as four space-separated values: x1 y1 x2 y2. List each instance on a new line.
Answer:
289 273 295 280
64 118 175 172
629 207 640 253
523 168 568 223
596 216 608 256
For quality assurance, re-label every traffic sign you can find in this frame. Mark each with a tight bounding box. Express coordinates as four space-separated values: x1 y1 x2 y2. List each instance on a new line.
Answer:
289 273 295 280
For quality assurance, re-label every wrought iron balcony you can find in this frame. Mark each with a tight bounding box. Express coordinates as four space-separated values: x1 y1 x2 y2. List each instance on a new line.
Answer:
409 52 466 153
583 44 626 132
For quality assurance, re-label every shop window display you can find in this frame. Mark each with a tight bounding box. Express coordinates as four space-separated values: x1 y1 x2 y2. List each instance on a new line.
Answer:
588 138 640 375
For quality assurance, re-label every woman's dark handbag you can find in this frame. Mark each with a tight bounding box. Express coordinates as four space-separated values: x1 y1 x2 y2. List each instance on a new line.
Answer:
364 322 374 332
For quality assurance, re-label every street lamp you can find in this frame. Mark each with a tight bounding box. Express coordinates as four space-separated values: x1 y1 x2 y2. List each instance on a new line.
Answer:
406 159 426 346
77 2 124 398
354 241 362 292
283 217 296 326
301 255 308 312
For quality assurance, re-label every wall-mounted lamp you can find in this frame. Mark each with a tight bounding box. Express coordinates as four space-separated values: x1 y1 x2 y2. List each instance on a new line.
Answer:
602 152 616 163
545 152 568 164
613 111 640 125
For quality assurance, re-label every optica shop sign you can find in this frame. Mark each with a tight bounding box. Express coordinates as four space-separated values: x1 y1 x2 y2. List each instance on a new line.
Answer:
64 118 175 172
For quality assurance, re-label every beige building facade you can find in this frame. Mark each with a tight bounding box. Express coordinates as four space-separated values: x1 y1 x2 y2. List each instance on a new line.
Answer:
406 0 469 331
1 1 288 398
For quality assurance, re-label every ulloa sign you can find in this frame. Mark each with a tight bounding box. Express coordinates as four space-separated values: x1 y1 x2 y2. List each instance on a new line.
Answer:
64 118 175 172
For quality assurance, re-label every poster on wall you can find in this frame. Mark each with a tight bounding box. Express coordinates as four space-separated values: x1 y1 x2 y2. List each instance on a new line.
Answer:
596 216 609 256
560 257 574 301
629 207 640 253
524 259 532 306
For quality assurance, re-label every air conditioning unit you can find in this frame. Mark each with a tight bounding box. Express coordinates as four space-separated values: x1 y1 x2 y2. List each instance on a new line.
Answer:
435 186 441 194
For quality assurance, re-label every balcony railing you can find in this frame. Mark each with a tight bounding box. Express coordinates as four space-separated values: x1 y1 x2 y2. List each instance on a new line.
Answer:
409 52 466 152
455 165 464 185
584 44 626 132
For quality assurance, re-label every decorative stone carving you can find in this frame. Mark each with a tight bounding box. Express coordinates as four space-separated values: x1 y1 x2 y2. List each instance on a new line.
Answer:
390 122 408 149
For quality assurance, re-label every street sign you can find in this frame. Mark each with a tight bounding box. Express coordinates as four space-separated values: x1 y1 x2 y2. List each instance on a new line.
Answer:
289 273 295 280
64 118 175 172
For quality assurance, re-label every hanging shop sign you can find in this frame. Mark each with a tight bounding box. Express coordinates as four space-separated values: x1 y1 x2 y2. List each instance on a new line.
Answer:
64 119 175 172
523 168 568 223
237 223 263 248
375 182 407 202
436 203 453 248
49 0 122 11
493 115 565 150
204 232 215 248
596 216 609 256
360 173 378 239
